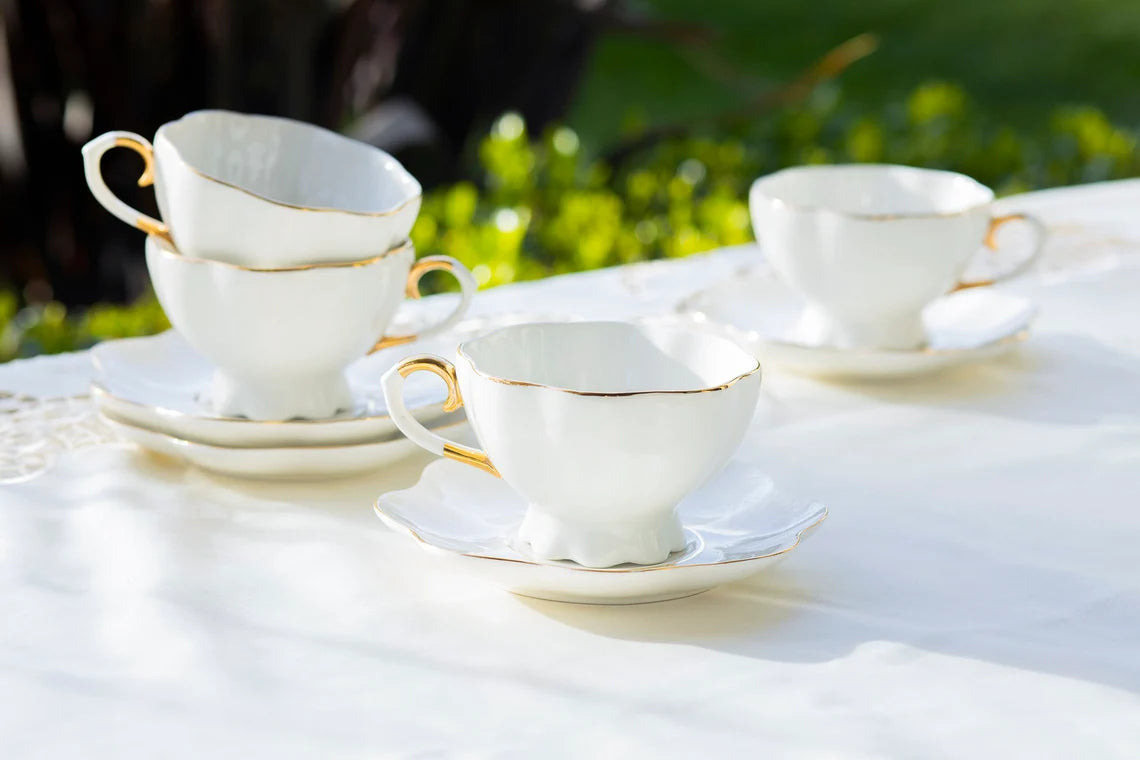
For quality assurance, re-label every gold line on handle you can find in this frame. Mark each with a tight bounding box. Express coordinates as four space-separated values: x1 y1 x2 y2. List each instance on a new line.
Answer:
137 217 170 240
952 213 1032 291
114 135 156 187
985 213 1025 250
111 135 172 245
370 258 459 352
950 277 994 292
397 356 464 412
441 441 500 477
371 333 417 351
397 356 500 478
404 256 455 299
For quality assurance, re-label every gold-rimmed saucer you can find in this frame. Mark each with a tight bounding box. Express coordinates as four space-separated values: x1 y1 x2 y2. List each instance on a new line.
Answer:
91 331 450 447
675 268 1037 380
374 456 827 605
102 412 465 481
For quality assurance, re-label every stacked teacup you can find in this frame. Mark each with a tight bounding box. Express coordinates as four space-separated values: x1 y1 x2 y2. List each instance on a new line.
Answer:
83 111 476 475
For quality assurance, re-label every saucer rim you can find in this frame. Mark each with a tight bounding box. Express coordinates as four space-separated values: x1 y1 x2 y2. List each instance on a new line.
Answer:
373 487 827 574
102 409 466 452
753 326 1032 357
676 271 1037 357
90 330 448 426
90 381 428 427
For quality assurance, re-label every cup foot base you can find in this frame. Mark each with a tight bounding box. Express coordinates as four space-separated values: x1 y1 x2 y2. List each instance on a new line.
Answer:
795 303 927 351
516 506 686 568
207 371 353 421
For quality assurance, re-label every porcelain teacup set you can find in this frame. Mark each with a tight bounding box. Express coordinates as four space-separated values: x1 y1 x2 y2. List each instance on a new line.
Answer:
84 112 1044 604
679 164 1044 378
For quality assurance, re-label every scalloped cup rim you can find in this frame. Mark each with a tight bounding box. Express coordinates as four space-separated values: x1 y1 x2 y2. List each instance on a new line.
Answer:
455 320 762 397
749 163 995 220
147 231 414 272
155 109 422 216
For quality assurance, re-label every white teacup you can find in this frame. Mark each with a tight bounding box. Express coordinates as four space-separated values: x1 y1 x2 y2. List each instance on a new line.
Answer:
145 235 475 420
749 164 1045 350
84 111 421 268
382 321 762 568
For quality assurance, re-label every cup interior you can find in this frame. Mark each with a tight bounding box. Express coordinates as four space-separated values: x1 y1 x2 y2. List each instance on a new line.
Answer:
752 164 993 216
159 110 420 214
459 322 759 394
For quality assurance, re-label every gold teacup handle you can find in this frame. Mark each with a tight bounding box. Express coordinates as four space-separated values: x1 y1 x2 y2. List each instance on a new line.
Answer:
370 255 478 353
82 131 173 245
953 212 1046 291
380 355 500 477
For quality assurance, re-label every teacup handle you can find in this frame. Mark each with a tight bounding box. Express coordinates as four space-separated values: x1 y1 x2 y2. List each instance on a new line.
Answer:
82 131 173 245
954 212 1046 291
370 255 477 353
381 355 500 477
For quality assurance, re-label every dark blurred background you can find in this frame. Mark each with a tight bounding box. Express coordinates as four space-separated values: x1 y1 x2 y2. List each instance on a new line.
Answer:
0 0 613 307
1 0 1138 359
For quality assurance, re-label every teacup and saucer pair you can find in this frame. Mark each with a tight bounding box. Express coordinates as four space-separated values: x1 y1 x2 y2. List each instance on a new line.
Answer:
83 111 479 478
680 165 1043 379
375 321 828 604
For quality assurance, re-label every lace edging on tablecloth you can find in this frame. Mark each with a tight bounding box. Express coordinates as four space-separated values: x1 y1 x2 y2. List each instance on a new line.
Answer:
0 392 117 483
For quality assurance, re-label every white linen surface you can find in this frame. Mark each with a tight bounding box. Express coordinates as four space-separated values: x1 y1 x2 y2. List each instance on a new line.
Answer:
2 180 1139 758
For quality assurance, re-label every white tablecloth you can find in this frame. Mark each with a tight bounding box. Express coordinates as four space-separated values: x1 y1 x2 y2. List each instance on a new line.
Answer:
2 180 1140 758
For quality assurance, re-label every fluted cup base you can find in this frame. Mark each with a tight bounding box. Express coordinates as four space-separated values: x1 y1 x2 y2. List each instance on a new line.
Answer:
517 505 686 568
208 370 353 421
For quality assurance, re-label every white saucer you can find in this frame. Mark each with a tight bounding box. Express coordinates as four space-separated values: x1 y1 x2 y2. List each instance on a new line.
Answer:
676 269 1036 379
91 313 563 447
91 331 448 446
375 457 827 605
101 412 465 481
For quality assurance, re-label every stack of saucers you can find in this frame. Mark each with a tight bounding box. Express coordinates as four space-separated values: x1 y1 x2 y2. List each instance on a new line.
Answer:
83 111 479 478
90 330 466 480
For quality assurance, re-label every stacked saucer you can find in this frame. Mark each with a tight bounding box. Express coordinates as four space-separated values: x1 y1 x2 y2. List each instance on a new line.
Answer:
91 330 465 480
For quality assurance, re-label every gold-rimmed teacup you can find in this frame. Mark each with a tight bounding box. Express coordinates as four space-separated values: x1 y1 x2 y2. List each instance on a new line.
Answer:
381 321 763 568
146 235 475 421
83 110 421 268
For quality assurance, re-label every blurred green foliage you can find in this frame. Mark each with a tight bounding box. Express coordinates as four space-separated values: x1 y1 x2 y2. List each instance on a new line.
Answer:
3 81 1139 362
411 81 1139 288
0 291 169 363
571 0 1140 148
